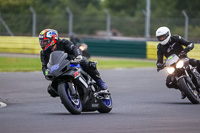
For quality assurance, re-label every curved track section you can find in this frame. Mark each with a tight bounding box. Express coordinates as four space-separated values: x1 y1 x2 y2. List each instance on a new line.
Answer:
0 68 200 133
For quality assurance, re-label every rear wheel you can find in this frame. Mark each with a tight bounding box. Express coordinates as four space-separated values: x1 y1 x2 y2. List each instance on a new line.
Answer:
98 95 112 113
58 83 82 114
179 78 199 104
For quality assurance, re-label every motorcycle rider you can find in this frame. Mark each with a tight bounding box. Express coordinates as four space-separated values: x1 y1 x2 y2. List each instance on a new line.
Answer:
39 29 108 97
156 26 200 99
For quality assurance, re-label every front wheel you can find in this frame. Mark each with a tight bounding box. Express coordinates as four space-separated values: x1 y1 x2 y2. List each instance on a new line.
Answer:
98 95 113 113
178 78 199 104
58 83 82 114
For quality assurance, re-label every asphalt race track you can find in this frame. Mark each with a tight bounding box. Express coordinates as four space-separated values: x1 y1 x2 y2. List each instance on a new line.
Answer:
1 68 200 133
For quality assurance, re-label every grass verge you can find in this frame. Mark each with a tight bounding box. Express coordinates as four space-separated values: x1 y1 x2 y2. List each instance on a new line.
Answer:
0 57 156 72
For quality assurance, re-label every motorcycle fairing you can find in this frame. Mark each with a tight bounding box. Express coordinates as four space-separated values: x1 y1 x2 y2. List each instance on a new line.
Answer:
166 54 179 67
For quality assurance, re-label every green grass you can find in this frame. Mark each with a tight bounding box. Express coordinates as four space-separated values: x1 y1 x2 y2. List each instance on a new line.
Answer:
0 57 42 72
91 58 156 69
0 57 156 72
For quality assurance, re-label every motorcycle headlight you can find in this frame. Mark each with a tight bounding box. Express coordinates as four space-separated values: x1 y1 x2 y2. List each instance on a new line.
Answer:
176 60 184 68
167 67 175 74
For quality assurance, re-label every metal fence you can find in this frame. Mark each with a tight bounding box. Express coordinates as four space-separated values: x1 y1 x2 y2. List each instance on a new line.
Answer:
0 11 200 42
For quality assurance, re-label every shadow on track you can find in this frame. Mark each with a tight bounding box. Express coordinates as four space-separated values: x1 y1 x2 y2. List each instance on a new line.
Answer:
42 112 114 116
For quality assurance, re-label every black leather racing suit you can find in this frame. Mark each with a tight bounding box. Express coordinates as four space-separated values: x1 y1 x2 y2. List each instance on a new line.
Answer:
41 38 81 75
157 35 200 88
40 38 101 96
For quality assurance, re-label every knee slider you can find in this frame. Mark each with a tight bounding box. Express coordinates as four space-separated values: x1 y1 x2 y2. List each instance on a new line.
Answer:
47 85 58 97
89 61 97 70
189 59 198 66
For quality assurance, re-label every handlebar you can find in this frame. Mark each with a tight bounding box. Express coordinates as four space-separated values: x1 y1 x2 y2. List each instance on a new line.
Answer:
178 51 187 58
70 60 81 64
45 73 54 80
70 55 82 64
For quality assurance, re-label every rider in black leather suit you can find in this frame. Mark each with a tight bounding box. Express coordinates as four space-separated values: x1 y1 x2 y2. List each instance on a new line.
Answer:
39 29 108 97
156 26 200 99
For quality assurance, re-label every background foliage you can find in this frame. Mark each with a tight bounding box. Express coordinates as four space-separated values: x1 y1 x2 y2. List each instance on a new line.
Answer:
0 0 200 41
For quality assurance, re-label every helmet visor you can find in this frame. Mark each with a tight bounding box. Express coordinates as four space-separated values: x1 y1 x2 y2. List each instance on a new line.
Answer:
157 32 169 41
39 39 49 49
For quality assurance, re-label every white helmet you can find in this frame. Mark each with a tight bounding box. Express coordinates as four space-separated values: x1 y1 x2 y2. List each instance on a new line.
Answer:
156 26 171 45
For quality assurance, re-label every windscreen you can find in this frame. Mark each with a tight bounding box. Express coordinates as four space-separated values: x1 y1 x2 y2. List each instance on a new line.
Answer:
48 51 68 66
166 54 179 67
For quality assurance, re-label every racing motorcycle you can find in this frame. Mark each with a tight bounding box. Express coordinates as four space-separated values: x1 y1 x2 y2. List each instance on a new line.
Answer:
45 51 112 114
158 54 200 104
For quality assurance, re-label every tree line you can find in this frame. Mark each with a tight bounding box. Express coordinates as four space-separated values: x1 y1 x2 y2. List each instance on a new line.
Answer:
0 0 200 41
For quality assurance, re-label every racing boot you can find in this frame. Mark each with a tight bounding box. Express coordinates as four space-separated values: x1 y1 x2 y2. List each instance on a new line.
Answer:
95 78 110 95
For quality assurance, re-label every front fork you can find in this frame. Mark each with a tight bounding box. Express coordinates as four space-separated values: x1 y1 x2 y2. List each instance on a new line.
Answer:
176 68 196 90
67 81 77 96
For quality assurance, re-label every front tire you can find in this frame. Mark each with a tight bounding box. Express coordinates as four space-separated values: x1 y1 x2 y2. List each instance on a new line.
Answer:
178 78 199 104
58 83 82 114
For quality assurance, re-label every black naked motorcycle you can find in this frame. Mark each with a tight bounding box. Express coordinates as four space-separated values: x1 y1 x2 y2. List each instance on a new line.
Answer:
158 54 200 104
45 51 112 114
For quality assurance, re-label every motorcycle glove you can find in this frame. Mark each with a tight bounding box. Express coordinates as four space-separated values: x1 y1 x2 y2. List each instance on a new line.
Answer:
45 70 49 75
71 55 83 63
157 63 164 69
184 43 194 53
44 69 51 80
179 50 186 57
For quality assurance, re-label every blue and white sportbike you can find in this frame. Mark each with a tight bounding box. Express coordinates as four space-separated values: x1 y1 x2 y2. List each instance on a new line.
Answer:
45 51 112 114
